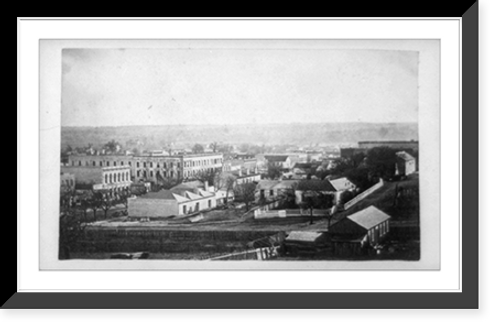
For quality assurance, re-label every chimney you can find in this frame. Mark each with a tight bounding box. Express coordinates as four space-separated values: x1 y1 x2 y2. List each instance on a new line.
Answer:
204 180 209 191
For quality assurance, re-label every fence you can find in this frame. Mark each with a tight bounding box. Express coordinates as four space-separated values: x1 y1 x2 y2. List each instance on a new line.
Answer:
207 246 278 261
344 178 384 210
254 208 331 219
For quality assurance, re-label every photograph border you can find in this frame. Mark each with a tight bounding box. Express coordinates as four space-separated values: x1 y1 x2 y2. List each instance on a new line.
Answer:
8 6 478 308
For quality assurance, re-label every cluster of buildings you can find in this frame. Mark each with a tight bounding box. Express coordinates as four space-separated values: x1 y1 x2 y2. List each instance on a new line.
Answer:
61 140 417 228
256 177 357 207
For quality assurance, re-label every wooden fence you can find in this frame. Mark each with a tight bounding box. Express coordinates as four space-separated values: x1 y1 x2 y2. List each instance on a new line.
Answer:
207 246 278 261
254 208 331 219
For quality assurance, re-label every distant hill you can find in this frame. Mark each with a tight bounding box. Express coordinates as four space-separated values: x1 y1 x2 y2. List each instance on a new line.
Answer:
61 122 418 150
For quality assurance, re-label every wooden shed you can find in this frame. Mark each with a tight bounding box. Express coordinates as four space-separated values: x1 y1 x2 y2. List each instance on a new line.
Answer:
330 206 391 257
281 231 332 257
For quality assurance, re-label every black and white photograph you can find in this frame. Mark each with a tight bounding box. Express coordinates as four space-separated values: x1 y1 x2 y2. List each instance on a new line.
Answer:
40 39 440 269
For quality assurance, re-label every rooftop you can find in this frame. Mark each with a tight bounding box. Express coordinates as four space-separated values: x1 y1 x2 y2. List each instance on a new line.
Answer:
296 180 335 192
396 151 416 161
285 231 326 242
346 206 391 229
328 177 355 191
264 155 289 162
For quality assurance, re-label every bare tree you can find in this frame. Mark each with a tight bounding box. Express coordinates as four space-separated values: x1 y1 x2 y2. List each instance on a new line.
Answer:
234 182 257 212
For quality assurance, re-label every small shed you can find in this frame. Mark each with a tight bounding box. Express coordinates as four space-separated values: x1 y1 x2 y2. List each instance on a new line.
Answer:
282 231 332 257
330 206 391 257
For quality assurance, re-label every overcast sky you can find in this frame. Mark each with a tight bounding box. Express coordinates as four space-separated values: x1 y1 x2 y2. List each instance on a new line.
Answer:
61 47 418 127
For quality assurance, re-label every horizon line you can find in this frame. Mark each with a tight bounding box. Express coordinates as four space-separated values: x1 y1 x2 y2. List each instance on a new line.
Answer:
61 121 419 129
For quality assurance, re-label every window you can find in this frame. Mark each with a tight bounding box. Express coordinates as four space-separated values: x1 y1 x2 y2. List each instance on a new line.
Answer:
183 205 187 214
113 161 117 166
143 162 146 168
126 172 129 181
93 161 96 166
100 161 103 166
104 174 108 183
128 161 132 166
208 200 211 208
150 171 153 177
270 190 274 196
121 161 124 166
78 161 82 166
137 170 141 177
137 162 140 168
150 162 153 167
107 161 110 166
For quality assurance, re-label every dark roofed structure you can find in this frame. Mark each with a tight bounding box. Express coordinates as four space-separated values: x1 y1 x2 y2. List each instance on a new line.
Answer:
296 180 335 192
264 155 289 162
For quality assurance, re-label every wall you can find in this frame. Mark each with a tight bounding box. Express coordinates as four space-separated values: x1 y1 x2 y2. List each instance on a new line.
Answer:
254 208 331 219
61 166 103 185
128 197 179 218
344 179 384 210
178 196 216 215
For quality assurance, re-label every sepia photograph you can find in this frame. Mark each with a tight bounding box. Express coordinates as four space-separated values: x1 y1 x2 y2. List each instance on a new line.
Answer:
40 39 440 269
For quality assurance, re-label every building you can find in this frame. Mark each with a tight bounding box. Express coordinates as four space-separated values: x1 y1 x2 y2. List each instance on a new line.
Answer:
181 153 224 180
328 177 357 205
295 180 336 205
60 173 75 193
264 155 295 169
358 140 419 151
395 151 417 176
340 148 367 159
60 165 132 192
281 231 332 257
330 206 390 256
128 186 217 219
67 152 224 183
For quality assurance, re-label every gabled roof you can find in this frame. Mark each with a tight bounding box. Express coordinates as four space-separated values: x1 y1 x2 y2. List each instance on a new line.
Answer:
273 180 299 190
296 180 335 192
396 151 415 161
285 231 325 242
171 181 204 190
172 192 190 203
256 180 280 190
346 206 390 229
139 190 177 200
184 191 203 200
329 177 355 191
264 155 289 162
198 190 215 198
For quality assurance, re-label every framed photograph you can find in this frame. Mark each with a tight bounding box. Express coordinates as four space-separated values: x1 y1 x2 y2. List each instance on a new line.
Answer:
14 13 476 306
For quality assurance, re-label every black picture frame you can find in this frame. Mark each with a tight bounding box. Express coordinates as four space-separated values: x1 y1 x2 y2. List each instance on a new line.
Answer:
9 7 479 309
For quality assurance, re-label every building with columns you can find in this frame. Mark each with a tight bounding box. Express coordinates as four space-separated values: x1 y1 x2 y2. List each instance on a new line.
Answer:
60 165 132 192
67 152 224 184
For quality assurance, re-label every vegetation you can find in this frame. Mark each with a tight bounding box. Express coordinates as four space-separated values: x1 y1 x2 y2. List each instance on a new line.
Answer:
234 182 257 211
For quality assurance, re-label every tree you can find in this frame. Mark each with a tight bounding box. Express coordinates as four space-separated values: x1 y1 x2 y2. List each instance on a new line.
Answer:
234 182 257 212
365 147 398 181
98 192 115 219
267 164 281 179
192 143 204 154
104 139 121 154
59 210 86 260
88 191 103 221
209 142 219 153
193 168 221 187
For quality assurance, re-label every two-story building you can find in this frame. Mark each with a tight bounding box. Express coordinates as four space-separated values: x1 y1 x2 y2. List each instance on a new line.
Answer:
128 186 216 219
60 165 132 192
